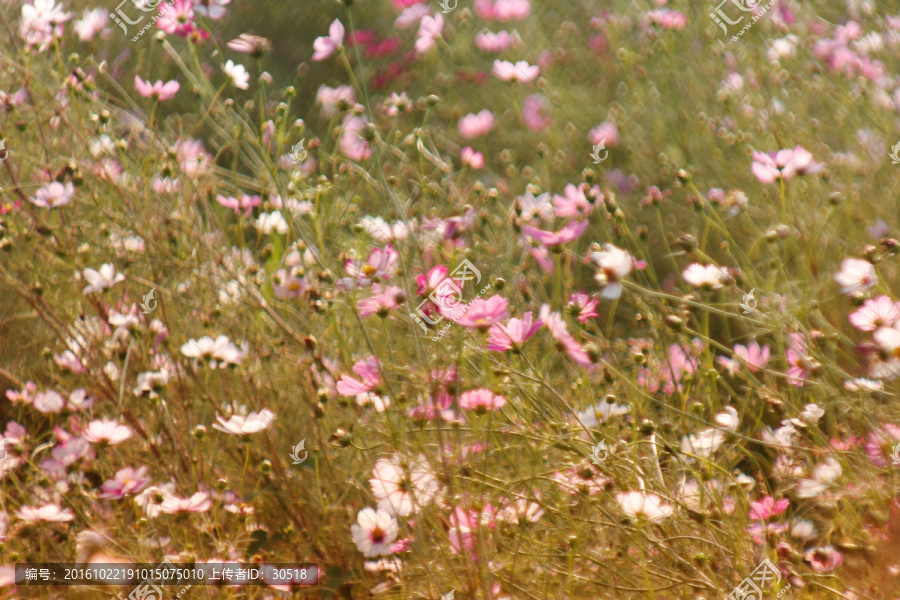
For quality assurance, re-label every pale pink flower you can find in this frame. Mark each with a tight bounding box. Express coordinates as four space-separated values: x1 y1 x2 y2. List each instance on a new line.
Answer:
226 33 271 56
486 312 540 352
351 507 398 557
458 109 495 139
98 466 150 499
834 257 877 294
540 306 592 367
82 263 125 294
866 424 900 467
222 60 250 89
216 194 260 216
552 184 595 218
590 244 632 299
31 181 75 208
474 30 517 52
461 147 484 169
358 285 405 318
83 419 132 445
459 389 507 412
156 0 193 36
134 76 179 100
719 342 770 373
315 84 356 118
212 409 275 435
521 94 551 132
193 0 231 19
72 7 106 41
343 245 398 287
521 220 588 246
588 121 619 147
369 455 440 516
748 496 789 521
312 19 344 61
497 497 544 524
646 8 687 29
849 296 900 331
394 3 430 29
175 137 212 177
515 191 554 222
752 145 825 183
15 503 75 522
805 546 843 574
20 0 71 51
339 115 372 161
415 14 443 54
160 491 212 514
337 356 381 396
785 333 810 387
615 491 674 522
553 464 611 495
682 263 729 289
474 0 531 21
452 296 509 329
492 59 539 82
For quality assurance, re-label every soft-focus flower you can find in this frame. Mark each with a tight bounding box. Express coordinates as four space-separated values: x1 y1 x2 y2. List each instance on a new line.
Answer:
458 110 495 139
461 147 485 169
553 183 595 219
646 8 687 29
805 546 843 573
475 29 518 52
98 466 150 499
160 491 212 514
540 306 593 367
459 389 507 413
576 399 629 428
522 220 588 247
474 0 531 21
497 497 544 524
226 33 271 56
134 76 179 100
15 503 75 523
20 0 71 51
135 483 176 518
849 296 900 331
73 8 106 41
351 507 398 557
487 312 540 352
82 264 125 294
358 285 405 318
216 194 260 217
415 14 443 54
834 257 877 294
682 263 729 290
339 115 372 161
515 191 554 222
752 145 825 183
370 455 440 516
156 0 194 36
82 419 132 445
31 181 75 208
337 356 381 396
718 342 770 375
866 424 900 467
175 137 212 177
748 496 789 521
180 335 247 367
313 19 344 61
588 121 619 147
567 292 599 323
492 60 539 82
315 84 355 118
590 244 633 299
795 457 841 498
223 60 250 89
256 210 289 234
615 491 673 522
785 333 810 386
452 296 509 328
213 409 275 435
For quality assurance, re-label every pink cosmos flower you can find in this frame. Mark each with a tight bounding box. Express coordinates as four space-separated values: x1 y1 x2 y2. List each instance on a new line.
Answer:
312 19 344 61
553 183 595 218
82 419 133 445
20 0 71 51
521 220 588 247
216 194 260 216
336 356 381 396
646 8 687 29
407 391 457 422
719 341 770 375
474 30 517 52
540 305 592 367
588 122 619 147
615 491 674 522
567 292 599 323
492 60 539 82
394 4 430 29
339 115 372 161
193 0 231 19
415 14 443 54
751 145 825 183
849 295 900 331
316 84 356 118
474 0 531 21
590 244 633 299
805 546 843 574
487 312 540 351
156 0 194 36
98 466 151 499
160 491 212 514
515 192 554 222
833 257 877 294
521 94 551 132
785 333 810 387
73 8 106 41
865 424 900 467
134 76 179 101
748 496 789 521
175 137 212 177
449 505 495 557
459 389 507 412
461 147 484 169
358 285 405 318
458 110 494 139
15 503 75 522
31 181 75 208
553 464 611 495
452 296 509 329
213 409 275 435
343 245 398 288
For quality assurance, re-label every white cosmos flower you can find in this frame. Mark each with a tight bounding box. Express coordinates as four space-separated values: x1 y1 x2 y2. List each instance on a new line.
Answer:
576 399 629 428
369 455 440 516
223 60 249 89
15 504 75 522
82 419 133 445
350 507 398 557
681 428 725 460
256 210 289 235
590 244 633 300
358 216 414 242
795 457 842 499
82 263 125 294
682 263 729 289
615 491 673 523
180 335 247 367
212 409 275 435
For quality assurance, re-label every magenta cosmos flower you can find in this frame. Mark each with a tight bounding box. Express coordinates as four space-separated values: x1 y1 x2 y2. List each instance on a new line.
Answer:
312 19 344 61
453 295 509 329
134 76 179 101
458 110 494 139
487 312 540 352
336 356 381 396
552 183 595 218
748 496 789 521
567 292 599 323
522 220 588 247
459 389 507 413
540 305 592 367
